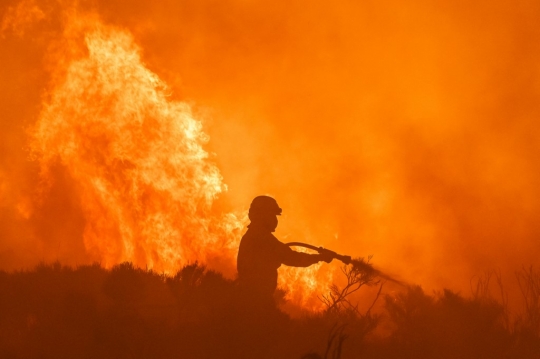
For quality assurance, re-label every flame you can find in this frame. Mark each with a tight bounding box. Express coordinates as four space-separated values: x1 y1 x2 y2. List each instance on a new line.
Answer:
4 0 540 313
26 13 331 307
30 17 241 273
278 246 335 309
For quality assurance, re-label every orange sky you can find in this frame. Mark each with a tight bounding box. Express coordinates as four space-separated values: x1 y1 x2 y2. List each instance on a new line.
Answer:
1 0 539 309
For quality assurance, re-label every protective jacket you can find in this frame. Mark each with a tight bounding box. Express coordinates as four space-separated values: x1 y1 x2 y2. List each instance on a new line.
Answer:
237 223 319 301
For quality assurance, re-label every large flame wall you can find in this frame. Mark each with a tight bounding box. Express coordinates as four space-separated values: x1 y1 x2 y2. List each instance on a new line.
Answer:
1 0 539 309
32 17 246 275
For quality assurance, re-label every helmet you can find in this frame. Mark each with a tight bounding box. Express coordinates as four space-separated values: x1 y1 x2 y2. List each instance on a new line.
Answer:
248 195 282 219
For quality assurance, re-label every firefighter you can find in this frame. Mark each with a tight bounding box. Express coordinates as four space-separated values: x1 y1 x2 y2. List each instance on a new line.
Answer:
237 195 333 308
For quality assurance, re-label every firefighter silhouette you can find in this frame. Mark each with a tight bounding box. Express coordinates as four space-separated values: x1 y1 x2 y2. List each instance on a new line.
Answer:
237 195 333 308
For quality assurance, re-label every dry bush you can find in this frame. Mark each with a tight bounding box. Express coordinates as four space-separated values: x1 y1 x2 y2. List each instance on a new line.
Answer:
303 257 383 359
383 286 513 359
3 261 540 359
320 256 381 315
515 266 540 337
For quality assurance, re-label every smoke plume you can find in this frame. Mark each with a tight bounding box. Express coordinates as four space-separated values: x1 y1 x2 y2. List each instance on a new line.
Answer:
1 0 539 309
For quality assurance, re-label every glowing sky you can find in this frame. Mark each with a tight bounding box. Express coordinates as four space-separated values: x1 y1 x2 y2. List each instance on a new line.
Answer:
1 0 539 308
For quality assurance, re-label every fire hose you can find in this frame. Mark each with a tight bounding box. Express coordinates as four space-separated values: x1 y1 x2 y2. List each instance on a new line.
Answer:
285 242 352 264
286 242 407 286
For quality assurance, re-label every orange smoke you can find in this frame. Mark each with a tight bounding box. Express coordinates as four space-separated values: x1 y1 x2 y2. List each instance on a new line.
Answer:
10 9 328 308
2 0 540 311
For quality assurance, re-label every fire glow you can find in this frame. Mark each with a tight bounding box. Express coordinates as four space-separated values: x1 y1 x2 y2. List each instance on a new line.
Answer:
2 0 540 311
21 13 329 308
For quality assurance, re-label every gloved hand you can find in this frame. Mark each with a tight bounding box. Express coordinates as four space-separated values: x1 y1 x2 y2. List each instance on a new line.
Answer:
317 250 334 263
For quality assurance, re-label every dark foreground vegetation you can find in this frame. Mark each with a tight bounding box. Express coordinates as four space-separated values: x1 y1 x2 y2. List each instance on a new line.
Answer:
0 262 539 359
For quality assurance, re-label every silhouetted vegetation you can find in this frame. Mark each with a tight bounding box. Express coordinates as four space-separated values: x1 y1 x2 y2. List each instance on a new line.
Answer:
1 262 539 358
